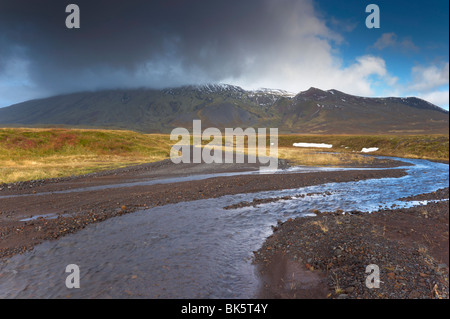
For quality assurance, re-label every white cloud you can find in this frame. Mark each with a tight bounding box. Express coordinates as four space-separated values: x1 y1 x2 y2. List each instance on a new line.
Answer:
215 2 398 97
399 62 450 110
409 62 449 92
228 51 395 98
417 90 449 109
107 0 395 99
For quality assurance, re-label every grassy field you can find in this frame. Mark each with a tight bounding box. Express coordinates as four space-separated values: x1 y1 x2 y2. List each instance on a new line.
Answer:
278 135 449 162
204 134 449 166
0 128 448 183
0 128 173 183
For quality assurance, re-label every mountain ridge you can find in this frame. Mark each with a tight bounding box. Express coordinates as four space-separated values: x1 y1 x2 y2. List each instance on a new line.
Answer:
0 84 448 134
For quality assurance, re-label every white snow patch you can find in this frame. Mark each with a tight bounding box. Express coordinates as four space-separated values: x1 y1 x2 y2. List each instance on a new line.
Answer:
254 88 296 97
293 143 333 149
361 147 379 153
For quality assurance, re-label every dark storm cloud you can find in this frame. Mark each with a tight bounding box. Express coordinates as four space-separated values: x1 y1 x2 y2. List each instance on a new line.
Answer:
1 1 448 109
0 0 313 92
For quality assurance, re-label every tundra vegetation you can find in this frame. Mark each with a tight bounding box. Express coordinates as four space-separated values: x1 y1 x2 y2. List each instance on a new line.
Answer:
0 128 448 183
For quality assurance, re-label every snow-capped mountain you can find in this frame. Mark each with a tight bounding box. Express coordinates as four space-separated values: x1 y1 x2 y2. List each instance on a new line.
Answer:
0 84 447 134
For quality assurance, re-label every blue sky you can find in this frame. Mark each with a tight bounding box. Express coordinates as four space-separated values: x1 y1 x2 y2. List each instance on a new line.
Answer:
0 0 449 109
315 0 449 108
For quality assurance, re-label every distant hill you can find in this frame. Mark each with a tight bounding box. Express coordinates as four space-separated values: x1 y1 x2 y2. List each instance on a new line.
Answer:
0 84 448 134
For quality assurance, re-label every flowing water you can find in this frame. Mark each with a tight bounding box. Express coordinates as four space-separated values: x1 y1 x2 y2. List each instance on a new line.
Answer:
0 157 448 298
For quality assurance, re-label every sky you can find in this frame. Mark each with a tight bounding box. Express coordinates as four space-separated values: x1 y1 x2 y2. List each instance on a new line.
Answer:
0 0 448 109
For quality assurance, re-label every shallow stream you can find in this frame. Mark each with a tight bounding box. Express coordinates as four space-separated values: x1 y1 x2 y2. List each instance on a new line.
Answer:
0 157 448 298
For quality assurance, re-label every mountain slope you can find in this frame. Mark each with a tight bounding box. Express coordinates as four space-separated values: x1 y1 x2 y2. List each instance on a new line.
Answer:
0 84 448 134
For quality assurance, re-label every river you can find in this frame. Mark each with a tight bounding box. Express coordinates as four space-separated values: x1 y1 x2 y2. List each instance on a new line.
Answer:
0 157 448 298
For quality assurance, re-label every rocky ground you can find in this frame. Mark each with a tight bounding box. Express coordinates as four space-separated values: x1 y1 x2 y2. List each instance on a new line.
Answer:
254 188 449 299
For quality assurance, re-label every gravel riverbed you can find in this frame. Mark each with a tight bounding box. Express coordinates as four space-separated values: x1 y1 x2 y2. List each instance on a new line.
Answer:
254 189 449 299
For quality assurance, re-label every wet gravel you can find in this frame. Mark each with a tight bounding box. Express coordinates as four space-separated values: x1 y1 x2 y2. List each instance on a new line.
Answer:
399 188 449 202
223 191 335 210
0 168 407 260
254 192 449 299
